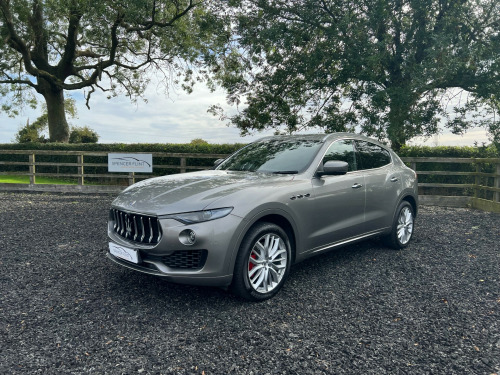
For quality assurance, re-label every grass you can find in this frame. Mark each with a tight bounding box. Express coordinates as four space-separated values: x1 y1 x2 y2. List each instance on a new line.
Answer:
0 175 77 185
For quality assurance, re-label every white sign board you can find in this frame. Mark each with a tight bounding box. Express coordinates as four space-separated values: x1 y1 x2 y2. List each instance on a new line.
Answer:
108 153 153 173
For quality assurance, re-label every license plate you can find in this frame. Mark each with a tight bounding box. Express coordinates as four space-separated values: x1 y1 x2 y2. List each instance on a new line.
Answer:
109 242 139 264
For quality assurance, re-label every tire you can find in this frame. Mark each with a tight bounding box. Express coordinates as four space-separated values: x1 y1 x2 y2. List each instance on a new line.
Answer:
384 201 415 249
231 222 292 301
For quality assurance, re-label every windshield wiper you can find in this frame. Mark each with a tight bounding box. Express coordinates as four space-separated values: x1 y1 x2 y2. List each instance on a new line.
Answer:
272 170 299 174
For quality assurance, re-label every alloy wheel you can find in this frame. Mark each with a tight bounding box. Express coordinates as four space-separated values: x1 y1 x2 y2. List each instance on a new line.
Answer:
247 233 288 293
397 206 414 245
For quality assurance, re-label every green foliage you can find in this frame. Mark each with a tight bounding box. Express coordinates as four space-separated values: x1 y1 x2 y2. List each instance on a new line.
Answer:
215 0 500 150
69 126 99 144
15 115 49 143
189 138 209 146
398 145 499 158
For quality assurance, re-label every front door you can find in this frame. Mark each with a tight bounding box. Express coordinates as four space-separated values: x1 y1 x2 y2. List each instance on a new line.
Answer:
305 139 366 251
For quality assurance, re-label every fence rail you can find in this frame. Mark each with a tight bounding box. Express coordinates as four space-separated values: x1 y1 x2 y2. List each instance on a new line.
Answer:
0 150 499 212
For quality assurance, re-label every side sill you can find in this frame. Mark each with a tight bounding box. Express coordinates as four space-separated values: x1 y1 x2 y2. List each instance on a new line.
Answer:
300 229 388 259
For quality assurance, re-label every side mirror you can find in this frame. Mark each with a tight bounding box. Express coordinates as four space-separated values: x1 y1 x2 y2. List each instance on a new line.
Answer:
317 160 349 177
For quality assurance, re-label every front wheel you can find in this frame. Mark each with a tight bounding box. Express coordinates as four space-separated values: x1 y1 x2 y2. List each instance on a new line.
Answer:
231 222 292 301
384 201 415 249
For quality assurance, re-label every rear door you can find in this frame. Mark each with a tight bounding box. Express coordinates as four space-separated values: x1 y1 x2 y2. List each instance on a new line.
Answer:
354 141 402 232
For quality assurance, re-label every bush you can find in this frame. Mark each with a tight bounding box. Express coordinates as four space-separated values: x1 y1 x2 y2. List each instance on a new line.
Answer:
69 126 99 143
190 138 209 146
15 115 48 143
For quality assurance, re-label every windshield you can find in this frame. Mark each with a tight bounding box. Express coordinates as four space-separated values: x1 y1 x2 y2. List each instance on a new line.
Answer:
216 138 324 173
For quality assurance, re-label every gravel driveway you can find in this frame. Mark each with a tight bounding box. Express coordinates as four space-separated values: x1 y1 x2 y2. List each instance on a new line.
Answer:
1 192 499 374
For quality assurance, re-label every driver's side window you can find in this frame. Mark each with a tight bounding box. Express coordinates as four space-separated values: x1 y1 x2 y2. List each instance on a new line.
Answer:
323 139 357 171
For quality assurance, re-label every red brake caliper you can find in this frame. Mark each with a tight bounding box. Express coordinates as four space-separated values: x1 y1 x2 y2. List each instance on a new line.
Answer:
249 253 257 271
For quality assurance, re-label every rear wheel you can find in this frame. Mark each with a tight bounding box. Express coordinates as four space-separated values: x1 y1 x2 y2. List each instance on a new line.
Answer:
231 222 291 301
384 201 414 249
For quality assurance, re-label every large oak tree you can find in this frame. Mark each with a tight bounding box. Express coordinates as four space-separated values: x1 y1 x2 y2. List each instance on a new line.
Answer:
0 0 227 142
215 0 500 150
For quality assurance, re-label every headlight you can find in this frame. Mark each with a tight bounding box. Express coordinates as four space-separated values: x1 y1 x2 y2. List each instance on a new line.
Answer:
160 207 233 224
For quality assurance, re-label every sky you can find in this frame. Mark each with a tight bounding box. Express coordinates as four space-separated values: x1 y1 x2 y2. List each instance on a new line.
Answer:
0 82 492 147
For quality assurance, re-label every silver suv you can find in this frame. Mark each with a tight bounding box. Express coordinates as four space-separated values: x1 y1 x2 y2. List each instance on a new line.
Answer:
107 133 418 300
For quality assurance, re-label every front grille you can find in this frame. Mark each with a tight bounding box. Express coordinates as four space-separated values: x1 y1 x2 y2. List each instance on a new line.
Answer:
111 209 162 245
162 250 207 270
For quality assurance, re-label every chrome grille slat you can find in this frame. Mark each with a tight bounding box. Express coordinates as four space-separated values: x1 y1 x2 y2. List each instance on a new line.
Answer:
140 216 145 242
119 211 125 236
113 210 118 231
110 209 161 245
133 216 138 241
149 217 153 243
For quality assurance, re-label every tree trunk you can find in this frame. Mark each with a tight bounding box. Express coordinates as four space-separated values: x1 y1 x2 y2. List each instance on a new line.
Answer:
40 81 70 142
387 95 409 152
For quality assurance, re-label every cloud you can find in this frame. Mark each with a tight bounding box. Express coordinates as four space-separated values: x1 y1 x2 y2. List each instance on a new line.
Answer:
0 81 492 146
409 129 491 147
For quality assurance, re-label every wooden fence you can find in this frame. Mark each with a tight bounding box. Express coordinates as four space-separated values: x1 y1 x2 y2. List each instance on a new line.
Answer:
0 150 499 212
0 150 227 193
401 157 500 212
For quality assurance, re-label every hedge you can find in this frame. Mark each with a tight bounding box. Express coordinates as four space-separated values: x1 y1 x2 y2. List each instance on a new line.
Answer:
398 145 498 158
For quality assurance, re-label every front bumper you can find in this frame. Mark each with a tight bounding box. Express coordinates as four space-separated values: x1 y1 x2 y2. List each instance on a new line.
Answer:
106 252 233 286
107 212 244 287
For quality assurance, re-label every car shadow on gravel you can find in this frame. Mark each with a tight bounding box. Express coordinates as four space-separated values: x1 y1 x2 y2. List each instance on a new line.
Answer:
102 238 386 306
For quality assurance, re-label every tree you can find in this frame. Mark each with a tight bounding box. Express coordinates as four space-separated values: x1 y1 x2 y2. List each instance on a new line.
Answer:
1 0 228 142
15 97 76 142
214 0 500 150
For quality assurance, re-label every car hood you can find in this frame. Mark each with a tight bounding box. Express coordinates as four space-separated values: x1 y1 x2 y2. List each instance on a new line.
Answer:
112 170 294 216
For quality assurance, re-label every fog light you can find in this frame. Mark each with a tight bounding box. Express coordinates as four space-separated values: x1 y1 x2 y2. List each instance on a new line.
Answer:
179 229 196 245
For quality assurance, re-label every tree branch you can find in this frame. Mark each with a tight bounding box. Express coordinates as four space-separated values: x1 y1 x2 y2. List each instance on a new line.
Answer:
62 13 123 90
121 0 199 32
58 5 83 78
0 77 38 89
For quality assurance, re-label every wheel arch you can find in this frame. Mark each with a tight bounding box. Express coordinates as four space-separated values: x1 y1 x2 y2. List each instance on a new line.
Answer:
226 208 299 276
400 194 418 218
251 214 297 264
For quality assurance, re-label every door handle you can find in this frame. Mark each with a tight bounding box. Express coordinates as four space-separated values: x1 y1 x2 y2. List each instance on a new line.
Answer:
390 177 399 182
352 183 363 189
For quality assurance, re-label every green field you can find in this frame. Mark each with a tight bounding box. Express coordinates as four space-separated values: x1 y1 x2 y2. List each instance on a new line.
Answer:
0 175 77 185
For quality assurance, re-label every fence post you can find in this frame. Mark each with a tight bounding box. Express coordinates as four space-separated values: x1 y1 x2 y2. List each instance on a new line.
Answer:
128 172 135 186
77 154 84 185
495 161 500 203
180 157 186 173
474 163 481 199
29 153 36 185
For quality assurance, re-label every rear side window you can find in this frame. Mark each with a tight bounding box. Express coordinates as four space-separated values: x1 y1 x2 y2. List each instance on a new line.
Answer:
355 141 391 170
323 139 357 171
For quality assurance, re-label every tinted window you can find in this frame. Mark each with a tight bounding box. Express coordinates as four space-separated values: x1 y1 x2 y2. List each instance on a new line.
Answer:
355 141 391 170
322 139 357 171
217 139 323 173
